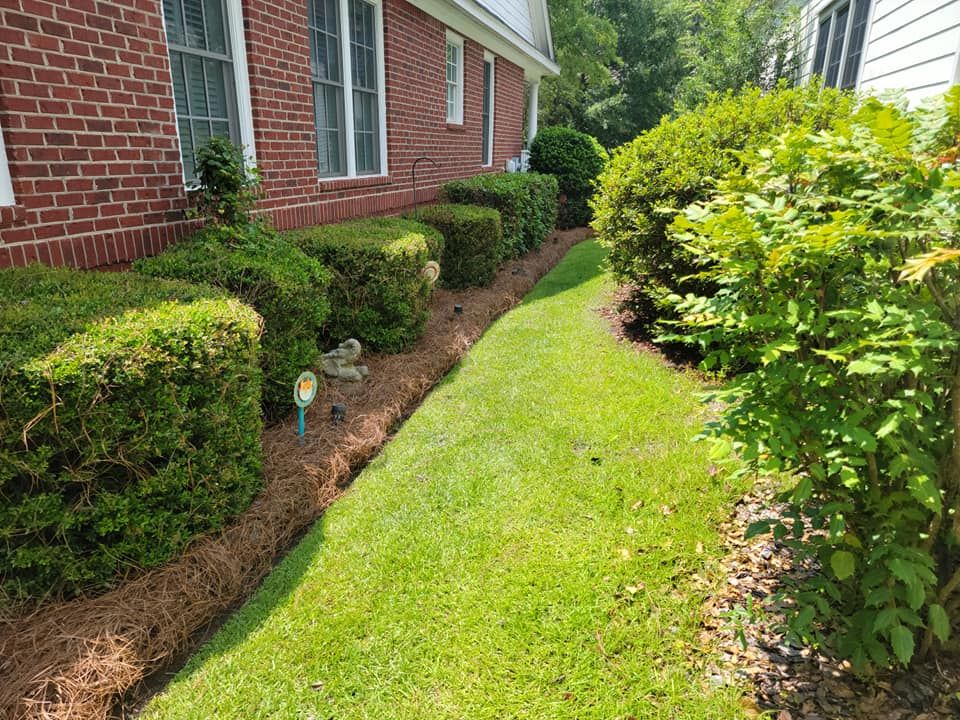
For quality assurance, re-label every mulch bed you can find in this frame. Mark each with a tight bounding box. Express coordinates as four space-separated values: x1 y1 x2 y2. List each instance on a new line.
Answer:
0 227 592 720
603 296 960 720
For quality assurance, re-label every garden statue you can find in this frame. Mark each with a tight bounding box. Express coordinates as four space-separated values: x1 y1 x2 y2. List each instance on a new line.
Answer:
322 339 368 382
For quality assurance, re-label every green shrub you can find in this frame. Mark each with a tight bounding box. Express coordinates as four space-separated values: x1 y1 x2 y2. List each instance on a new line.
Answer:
440 172 559 259
190 135 262 226
592 82 855 341
0 265 263 605
285 218 443 352
671 88 960 669
417 204 502 288
135 224 330 419
529 126 607 229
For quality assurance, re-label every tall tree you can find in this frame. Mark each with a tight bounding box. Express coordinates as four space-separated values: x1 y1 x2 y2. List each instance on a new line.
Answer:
540 0 619 130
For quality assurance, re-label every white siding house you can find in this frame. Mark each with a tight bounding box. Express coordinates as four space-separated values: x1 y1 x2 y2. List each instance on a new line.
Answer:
796 0 960 104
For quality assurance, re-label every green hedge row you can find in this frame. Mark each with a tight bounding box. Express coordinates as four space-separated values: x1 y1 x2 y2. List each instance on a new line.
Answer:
440 172 558 259
0 265 263 605
285 218 443 353
417 204 502 289
135 223 331 419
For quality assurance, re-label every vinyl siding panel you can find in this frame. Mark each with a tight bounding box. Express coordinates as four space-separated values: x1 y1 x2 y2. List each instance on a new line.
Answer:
798 0 960 103
474 0 535 45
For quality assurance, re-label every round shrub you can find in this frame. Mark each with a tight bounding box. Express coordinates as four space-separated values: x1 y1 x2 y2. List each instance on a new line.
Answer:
417 204 502 289
529 126 607 229
592 82 855 344
0 265 263 606
285 217 443 353
135 223 331 419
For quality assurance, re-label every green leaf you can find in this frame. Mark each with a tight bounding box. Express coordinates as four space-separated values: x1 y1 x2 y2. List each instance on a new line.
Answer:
889 624 915 666
847 358 884 375
907 475 942 513
928 604 951 642
830 550 856 580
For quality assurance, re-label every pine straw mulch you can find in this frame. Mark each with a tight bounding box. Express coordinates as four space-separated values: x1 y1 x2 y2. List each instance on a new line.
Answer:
0 227 592 720
602 294 960 720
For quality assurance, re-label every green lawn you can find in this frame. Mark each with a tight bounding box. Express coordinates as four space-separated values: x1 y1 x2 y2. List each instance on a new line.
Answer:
142 241 748 720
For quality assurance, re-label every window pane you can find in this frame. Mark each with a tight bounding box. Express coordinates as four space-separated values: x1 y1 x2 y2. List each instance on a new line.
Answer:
349 0 377 91
482 61 492 165
825 4 849 87
178 117 195 178
183 0 206 49
185 55 209 116
205 58 230 118
204 0 227 54
170 53 189 115
841 0 870 89
315 84 343 176
812 16 830 77
353 90 379 174
163 0 185 46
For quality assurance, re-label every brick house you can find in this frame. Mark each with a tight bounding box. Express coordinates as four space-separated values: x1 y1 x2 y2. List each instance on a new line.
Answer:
0 0 558 269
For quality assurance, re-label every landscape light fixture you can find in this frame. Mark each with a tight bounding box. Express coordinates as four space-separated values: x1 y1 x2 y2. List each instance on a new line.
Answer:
454 304 463 315
331 403 347 424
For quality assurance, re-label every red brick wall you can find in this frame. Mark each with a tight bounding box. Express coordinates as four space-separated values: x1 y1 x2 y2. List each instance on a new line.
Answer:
0 0 527 269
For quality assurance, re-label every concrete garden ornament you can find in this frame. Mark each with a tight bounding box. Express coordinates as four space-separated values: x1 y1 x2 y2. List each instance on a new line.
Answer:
421 261 440 285
322 338 369 382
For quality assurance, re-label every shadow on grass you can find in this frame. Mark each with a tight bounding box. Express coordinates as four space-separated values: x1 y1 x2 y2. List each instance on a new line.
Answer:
133 238 605 711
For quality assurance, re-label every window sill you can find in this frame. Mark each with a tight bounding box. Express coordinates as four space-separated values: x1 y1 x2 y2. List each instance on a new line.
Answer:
317 174 392 191
0 204 25 228
445 122 466 132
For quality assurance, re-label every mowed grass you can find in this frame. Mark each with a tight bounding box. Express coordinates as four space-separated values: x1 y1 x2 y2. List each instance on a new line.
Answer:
142 241 748 720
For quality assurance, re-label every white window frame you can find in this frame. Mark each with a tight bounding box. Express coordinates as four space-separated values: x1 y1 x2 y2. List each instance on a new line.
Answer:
160 0 257 186
0 121 13 207
307 0 388 180
445 31 464 125
482 51 495 166
811 0 871 90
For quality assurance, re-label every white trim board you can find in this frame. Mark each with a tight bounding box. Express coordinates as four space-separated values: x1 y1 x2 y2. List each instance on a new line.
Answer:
0 121 13 207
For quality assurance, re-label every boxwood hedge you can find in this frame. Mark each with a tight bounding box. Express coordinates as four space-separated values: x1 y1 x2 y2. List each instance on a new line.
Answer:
135 223 331 418
417 204 502 289
0 265 263 605
285 217 443 353
440 172 558 259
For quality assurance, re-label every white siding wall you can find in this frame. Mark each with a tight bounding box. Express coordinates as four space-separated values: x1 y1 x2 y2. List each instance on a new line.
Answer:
474 0 535 45
798 0 960 104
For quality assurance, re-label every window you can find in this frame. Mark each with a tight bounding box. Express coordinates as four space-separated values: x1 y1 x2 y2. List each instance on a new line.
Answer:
308 0 386 178
812 0 871 89
446 32 464 124
0 122 13 207
163 0 255 183
481 53 495 166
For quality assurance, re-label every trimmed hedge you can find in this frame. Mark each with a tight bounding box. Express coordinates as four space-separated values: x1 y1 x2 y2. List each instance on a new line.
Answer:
529 126 607 229
440 172 558 259
417 204 502 289
0 265 263 605
135 223 331 419
592 83 855 337
285 217 443 352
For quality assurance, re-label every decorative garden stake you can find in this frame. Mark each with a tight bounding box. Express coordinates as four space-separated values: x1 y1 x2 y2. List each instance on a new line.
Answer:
294 371 319 444
331 403 347 424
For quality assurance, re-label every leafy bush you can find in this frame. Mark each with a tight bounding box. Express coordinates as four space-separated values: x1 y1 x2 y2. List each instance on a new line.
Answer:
417 204 502 288
529 126 607 229
285 218 443 352
0 265 263 605
671 89 960 669
135 224 330 418
592 82 855 340
190 136 262 226
440 172 558 259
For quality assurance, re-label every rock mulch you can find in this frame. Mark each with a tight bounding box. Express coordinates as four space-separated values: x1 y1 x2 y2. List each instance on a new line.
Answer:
601 293 960 720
